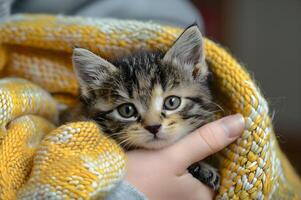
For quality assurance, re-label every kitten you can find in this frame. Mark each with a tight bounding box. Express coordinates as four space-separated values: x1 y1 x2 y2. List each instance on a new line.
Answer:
63 25 220 190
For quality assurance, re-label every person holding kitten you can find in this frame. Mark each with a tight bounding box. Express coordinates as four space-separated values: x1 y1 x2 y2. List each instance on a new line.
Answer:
110 114 244 200
64 25 245 199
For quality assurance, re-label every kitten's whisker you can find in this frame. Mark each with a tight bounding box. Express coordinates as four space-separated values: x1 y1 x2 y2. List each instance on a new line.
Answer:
110 130 144 138
108 133 122 137
118 135 141 149
202 100 225 113
118 137 132 146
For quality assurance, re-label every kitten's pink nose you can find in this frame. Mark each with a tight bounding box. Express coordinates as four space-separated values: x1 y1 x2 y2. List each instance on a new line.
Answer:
144 124 161 135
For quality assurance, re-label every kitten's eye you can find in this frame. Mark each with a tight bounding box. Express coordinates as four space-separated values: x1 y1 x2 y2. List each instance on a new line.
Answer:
164 96 181 110
117 103 137 118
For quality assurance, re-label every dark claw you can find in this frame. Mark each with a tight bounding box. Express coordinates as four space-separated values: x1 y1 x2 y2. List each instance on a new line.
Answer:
214 175 220 186
188 162 220 191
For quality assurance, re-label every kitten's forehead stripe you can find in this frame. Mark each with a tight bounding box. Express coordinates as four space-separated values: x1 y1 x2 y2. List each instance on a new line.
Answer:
151 85 163 111
142 85 163 126
154 96 163 112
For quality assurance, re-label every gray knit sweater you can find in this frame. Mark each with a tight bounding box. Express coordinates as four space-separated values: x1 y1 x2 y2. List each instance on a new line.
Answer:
0 0 12 19
106 181 147 200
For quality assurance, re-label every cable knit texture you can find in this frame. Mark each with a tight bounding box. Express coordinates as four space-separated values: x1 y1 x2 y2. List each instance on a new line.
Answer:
0 14 300 199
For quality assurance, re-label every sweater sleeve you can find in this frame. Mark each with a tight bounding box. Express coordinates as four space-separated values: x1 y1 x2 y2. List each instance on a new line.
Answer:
105 181 148 200
0 0 13 19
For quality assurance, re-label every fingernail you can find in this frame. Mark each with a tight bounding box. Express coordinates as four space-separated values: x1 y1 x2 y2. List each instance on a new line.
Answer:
220 114 245 138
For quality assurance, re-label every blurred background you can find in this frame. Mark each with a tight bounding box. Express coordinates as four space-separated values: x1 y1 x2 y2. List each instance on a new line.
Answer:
4 0 301 172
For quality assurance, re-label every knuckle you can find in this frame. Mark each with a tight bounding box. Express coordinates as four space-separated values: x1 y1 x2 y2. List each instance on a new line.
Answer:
197 123 225 153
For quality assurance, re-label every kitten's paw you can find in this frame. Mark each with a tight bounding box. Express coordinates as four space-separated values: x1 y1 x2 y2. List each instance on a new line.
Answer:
188 162 220 191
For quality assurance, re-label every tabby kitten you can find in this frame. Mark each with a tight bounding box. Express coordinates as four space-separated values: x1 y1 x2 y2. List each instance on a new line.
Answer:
68 25 220 190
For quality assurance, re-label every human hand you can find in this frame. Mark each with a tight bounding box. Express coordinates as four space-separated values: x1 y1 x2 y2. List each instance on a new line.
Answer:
125 114 245 200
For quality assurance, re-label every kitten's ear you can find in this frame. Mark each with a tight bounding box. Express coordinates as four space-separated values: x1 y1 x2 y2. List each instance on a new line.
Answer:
163 25 208 77
72 48 117 97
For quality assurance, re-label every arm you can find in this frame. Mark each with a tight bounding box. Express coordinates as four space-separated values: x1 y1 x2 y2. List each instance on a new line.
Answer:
105 181 147 200
0 0 13 19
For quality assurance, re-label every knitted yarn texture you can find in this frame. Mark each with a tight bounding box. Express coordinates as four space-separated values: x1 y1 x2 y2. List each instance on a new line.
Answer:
0 14 300 199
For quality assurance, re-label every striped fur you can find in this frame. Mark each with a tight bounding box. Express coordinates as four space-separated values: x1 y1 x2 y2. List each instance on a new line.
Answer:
71 25 216 149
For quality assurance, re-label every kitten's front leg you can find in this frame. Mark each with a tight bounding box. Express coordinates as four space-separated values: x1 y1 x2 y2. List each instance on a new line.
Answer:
188 162 220 191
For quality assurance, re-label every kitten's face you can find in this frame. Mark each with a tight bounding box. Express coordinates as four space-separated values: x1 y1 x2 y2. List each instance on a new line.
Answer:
73 25 215 149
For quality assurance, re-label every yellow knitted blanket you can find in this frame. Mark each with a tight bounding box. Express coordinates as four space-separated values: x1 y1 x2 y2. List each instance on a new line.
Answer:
0 14 300 199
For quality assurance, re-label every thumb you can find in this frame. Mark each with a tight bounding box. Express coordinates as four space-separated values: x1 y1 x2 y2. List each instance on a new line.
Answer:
163 114 244 172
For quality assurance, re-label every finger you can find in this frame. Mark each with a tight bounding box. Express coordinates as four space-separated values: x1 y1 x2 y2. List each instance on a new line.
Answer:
179 173 215 200
163 114 244 171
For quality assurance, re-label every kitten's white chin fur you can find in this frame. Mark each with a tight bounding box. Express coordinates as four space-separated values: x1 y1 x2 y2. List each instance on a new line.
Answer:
140 133 185 149
141 139 172 149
